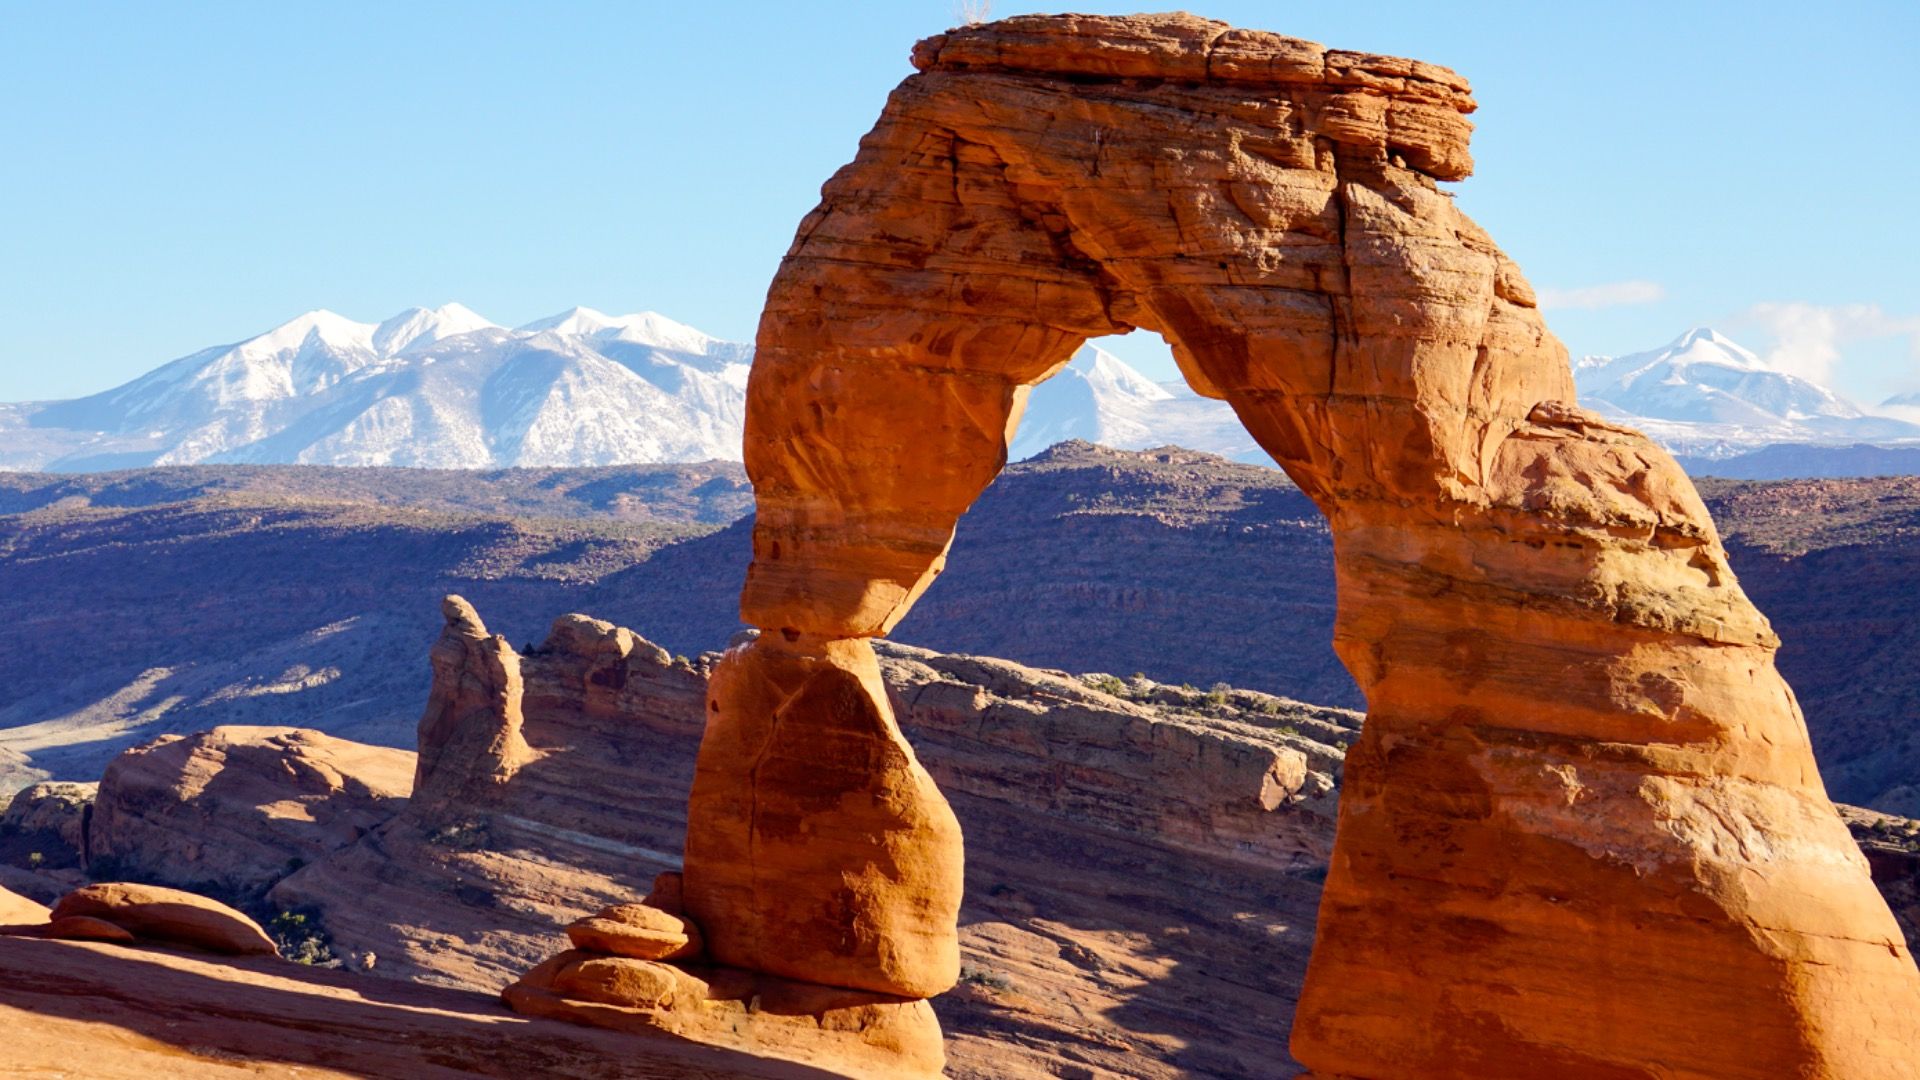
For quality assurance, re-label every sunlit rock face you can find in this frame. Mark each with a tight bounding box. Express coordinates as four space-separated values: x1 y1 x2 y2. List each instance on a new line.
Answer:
698 11 1920 1079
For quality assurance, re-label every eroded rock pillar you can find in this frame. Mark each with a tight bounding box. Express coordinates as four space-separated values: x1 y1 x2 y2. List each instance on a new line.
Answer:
678 76 1123 1008
686 634 962 997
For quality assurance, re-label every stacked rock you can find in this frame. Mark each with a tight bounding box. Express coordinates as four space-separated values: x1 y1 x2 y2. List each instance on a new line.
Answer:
536 873 713 1011
504 871 945 1079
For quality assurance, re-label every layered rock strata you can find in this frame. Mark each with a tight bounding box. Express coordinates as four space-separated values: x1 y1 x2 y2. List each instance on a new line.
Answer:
28 592 1920 1077
285 598 1354 1077
88 727 411 898
718 11 1920 1079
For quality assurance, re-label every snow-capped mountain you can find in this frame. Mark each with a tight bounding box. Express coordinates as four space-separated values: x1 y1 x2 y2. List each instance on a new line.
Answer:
0 306 755 470
9 313 1913 474
1010 345 1264 463
0 312 1270 472
1574 327 1920 458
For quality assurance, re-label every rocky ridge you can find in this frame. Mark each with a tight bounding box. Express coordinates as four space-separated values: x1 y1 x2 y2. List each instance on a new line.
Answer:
6 597 1357 1078
10 593 1919 1076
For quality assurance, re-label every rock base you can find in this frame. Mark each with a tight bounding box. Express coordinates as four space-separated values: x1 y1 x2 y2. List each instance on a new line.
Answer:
503 952 944 1079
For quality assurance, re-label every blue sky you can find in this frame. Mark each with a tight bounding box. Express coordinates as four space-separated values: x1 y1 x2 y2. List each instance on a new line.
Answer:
2 1 1915 404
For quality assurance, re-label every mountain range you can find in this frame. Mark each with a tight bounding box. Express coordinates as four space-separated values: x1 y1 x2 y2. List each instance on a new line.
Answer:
0 306 754 471
1574 327 1920 458
4 310 1919 473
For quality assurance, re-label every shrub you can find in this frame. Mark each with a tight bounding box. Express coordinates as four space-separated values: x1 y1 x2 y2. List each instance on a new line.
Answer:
268 910 335 967
959 963 1012 992
426 818 491 851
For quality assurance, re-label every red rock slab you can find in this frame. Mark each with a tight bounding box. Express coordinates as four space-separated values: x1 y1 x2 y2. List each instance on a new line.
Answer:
0 935 843 1079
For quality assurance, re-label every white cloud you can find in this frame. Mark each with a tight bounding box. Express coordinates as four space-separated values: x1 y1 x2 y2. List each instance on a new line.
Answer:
1536 280 1666 311
1735 301 1920 385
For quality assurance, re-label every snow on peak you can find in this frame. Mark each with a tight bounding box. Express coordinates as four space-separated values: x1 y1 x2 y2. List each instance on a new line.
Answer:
517 307 726 356
1661 326 1765 371
1076 345 1175 402
374 303 498 355
1570 326 1920 455
1006 342 1266 464
605 311 723 354
517 306 620 337
237 309 377 357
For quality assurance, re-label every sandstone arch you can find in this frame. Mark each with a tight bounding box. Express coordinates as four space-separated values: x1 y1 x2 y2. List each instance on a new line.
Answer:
682 13 1920 1079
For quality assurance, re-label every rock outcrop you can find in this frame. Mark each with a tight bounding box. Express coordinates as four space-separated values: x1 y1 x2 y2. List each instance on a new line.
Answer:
88 726 412 898
688 634 964 1000
44 882 278 956
1845 805 1920 950
0 781 94 867
26 589 1920 1077
278 597 1356 1076
0 935 820 1080
508 871 946 1080
702 11 1920 1079
413 595 535 816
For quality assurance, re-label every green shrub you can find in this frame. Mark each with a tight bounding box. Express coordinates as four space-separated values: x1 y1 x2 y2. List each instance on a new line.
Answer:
268 910 334 966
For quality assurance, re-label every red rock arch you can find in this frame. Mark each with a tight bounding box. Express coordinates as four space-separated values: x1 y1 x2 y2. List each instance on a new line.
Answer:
685 14 1920 1078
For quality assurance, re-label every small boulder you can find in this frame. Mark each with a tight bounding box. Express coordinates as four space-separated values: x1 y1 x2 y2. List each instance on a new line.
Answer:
644 871 684 915
549 953 708 1010
51 883 278 956
0 883 49 926
565 901 702 962
41 915 136 944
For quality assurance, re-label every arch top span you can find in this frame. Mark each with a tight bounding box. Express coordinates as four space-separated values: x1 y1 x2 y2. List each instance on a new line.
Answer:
742 12 1569 638
681 14 1920 1080
910 11 1478 181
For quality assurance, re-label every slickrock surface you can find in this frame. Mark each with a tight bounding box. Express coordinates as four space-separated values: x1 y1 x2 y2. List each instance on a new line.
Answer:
509 951 947 1080
0 882 49 925
731 11 1920 1078
272 599 1357 1077
0 936 834 1079
87 726 411 898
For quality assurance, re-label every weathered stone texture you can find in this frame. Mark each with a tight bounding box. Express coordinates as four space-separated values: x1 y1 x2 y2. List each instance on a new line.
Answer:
88 727 411 897
705 11 1920 1079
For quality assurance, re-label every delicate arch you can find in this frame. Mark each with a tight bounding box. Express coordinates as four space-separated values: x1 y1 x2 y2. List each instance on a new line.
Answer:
682 14 1920 1079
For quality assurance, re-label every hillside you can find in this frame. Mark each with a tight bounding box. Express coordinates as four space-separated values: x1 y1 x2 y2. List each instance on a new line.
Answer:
1 446 1916 813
